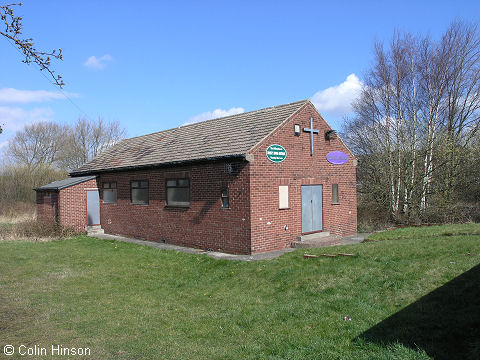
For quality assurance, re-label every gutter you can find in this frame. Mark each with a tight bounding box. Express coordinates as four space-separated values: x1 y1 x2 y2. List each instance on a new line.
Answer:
33 187 60 192
69 154 248 177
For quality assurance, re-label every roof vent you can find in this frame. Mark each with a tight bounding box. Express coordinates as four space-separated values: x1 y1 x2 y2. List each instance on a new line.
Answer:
225 163 241 175
325 130 337 141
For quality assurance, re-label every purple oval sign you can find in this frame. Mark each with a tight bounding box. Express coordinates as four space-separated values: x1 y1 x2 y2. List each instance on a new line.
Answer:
327 151 349 165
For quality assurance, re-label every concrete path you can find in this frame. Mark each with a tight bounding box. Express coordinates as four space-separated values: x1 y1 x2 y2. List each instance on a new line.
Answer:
88 232 370 261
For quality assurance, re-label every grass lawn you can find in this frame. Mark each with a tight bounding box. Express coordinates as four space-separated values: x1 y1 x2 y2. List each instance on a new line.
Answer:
1 224 479 359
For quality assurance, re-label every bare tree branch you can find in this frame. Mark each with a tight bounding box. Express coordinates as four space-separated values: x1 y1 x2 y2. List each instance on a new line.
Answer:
344 20 480 223
0 2 64 87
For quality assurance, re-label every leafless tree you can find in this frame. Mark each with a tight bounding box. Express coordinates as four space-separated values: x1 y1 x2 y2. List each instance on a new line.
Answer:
59 117 126 171
347 33 415 219
344 21 480 224
416 35 449 211
3 117 126 203
7 118 126 172
7 122 67 172
440 21 480 201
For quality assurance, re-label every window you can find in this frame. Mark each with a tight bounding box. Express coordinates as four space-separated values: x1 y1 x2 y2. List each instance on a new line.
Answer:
332 184 339 204
131 180 149 205
221 189 229 208
166 178 190 206
103 182 117 204
279 185 289 209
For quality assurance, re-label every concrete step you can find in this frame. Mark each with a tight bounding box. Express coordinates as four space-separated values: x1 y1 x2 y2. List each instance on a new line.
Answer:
291 232 346 249
86 225 104 235
299 231 330 242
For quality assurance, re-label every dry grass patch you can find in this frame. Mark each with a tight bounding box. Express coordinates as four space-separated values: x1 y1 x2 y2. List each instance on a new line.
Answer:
0 201 36 223
0 220 78 241
0 201 80 241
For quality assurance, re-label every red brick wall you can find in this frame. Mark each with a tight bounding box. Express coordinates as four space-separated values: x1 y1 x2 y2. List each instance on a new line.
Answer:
98 160 251 254
40 103 356 255
36 191 58 222
36 178 99 232
57 178 99 232
248 102 357 253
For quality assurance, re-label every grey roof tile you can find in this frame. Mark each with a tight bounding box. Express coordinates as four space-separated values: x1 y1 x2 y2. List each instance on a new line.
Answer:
35 175 97 191
71 100 308 175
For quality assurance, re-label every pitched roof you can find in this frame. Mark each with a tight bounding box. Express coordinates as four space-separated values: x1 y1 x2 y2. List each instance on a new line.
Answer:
34 175 97 191
71 100 308 175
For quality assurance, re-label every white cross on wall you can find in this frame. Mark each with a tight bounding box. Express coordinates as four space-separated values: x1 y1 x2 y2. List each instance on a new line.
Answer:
303 117 319 156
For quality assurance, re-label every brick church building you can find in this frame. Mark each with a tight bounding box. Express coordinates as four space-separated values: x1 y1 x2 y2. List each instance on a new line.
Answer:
36 100 357 254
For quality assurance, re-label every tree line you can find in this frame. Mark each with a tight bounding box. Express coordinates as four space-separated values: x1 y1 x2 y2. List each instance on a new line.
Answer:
1 118 125 203
343 21 480 226
2 2 478 228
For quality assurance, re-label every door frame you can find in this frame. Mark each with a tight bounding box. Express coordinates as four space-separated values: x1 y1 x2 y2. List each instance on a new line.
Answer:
85 189 101 226
301 184 324 235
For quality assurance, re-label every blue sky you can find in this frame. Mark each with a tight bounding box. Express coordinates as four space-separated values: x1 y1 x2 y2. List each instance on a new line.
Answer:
1 0 480 153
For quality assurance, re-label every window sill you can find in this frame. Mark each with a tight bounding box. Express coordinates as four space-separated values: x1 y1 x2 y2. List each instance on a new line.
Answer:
131 203 149 206
331 203 340 205
279 207 291 210
164 205 190 209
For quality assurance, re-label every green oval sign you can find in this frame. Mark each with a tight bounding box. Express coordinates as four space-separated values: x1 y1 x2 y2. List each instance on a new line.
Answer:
266 144 287 163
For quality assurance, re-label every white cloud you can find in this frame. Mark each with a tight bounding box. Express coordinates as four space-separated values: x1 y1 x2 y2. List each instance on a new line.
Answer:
184 107 245 125
0 88 77 104
0 87 71 154
311 74 363 116
0 106 55 132
84 54 113 70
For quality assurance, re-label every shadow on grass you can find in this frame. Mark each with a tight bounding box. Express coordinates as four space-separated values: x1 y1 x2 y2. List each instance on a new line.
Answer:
358 264 480 360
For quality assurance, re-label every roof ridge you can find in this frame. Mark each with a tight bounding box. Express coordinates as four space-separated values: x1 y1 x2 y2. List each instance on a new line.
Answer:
178 99 309 129
123 99 309 141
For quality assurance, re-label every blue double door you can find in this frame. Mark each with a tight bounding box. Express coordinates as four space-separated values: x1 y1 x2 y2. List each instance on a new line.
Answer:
301 185 323 233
